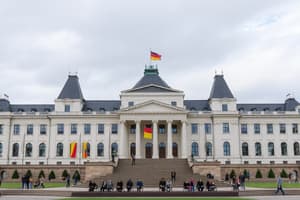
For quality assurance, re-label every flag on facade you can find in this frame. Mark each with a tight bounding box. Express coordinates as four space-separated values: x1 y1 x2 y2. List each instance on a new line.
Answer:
70 142 77 158
82 142 88 158
150 51 162 61
144 127 153 139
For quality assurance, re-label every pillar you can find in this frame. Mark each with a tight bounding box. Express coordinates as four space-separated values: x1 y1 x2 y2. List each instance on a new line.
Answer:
181 121 187 158
152 120 159 159
119 121 128 158
135 120 141 159
167 120 173 159
104 123 110 161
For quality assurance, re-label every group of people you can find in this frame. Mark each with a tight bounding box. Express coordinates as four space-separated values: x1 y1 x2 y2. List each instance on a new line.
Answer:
231 173 246 191
183 178 216 192
88 179 144 192
159 178 172 192
21 175 45 189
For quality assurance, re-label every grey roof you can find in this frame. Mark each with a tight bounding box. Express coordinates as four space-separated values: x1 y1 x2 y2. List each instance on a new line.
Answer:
237 103 285 112
129 86 178 93
0 99 10 112
10 104 54 112
209 75 234 99
57 75 84 100
83 100 121 112
184 100 211 111
284 98 299 111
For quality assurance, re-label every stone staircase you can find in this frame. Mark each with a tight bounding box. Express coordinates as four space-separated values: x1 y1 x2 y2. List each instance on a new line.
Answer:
93 159 201 187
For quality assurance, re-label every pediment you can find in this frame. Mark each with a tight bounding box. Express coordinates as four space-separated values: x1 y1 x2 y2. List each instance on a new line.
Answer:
122 84 182 93
120 100 186 114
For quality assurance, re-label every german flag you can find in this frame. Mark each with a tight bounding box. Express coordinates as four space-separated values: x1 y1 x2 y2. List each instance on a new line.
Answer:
70 142 77 158
150 51 161 61
144 127 153 139
82 142 88 158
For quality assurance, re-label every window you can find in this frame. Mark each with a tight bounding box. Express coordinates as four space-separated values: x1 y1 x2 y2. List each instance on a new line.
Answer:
204 123 211 134
0 143 3 157
241 124 248 134
27 124 33 135
64 105 70 112
25 143 32 157
255 142 262 156
206 142 212 156
13 124 20 135
98 124 104 134
128 101 134 107
223 142 230 156
281 142 287 156
171 101 177 106
254 124 260 134
130 124 136 134
71 124 77 134
159 124 165 134
12 143 19 157
111 143 118 155
40 124 47 135
223 123 230 133
191 142 199 156
293 124 298 134
39 143 46 157
294 142 300 156
56 143 64 157
222 104 228 112
112 124 118 134
97 143 104 157
84 124 91 134
57 124 64 134
280 124 286 134
268 142 275 156
0 124 3 135
242 142 249 156
191 124 198 134
267 124 273 134
172 124 177 134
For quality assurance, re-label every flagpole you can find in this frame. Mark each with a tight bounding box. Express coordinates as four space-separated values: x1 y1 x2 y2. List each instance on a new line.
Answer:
79 131 81 165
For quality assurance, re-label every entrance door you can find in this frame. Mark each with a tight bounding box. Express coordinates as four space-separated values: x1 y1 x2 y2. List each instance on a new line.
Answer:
145 143 153 158
172 142 178 157
130 143 136 156
159 143 166 158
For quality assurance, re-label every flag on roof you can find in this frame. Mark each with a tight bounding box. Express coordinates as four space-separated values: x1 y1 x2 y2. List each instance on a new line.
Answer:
150 51 162 61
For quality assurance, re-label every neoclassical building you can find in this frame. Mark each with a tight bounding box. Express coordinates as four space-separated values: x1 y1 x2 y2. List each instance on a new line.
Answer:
0 66 300 166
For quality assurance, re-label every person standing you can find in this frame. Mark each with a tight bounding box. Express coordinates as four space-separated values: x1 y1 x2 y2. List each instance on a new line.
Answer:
171 171 176 183
275 175 285 195
131 153 135 166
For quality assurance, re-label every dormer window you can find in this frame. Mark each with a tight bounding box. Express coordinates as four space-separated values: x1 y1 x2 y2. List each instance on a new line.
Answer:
17 108 24 112
251 108 257 111
128 101 134 107
64 105 70 112
99 108 105 112
171 101 177 106
222 104 228 112
31 108 37 113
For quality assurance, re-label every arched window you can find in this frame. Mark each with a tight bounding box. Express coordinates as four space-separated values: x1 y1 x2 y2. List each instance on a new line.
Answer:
294 142 300 156
255 142 262 156
223 142 230 156
25 143 32 157
268 142 274 156
12 143 19 157
281 142 287 156
242 142 249 156
191 142 199 156
56 143 64 157
0 143 3 157
111 143 118 156
39 143 46 157
97 143 104 157
206 142 212 156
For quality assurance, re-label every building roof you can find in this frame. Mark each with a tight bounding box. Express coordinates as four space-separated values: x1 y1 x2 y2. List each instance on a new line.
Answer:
10 104 55 112
57 75 84 100
184 100 211 111
284 98 299 111
83 100 121 112
209 75 234 99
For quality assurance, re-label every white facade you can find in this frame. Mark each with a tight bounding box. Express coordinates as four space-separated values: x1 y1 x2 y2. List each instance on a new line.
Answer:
0 67 300 165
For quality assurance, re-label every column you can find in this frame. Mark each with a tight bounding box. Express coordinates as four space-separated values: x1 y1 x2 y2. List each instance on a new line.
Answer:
167 120 173 159
119 121 128 158
135 120 141 159
181 121 187 158
152 120 159 159
104 123 110 161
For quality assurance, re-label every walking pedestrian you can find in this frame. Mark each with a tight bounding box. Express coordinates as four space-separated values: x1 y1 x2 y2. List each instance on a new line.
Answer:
131 153 135 166
274 175 285 195
171 170 176 183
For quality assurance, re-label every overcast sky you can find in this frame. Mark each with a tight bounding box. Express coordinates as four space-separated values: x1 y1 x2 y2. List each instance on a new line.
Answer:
0 0 300 104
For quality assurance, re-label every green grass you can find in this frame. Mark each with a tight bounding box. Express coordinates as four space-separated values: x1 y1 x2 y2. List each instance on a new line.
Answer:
246 181 300 188
0 182 65 189
59 198 253 200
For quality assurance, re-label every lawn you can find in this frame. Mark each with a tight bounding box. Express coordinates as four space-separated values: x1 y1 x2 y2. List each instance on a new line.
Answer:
246 181 300 188
0 181 65 189
59 198 253 200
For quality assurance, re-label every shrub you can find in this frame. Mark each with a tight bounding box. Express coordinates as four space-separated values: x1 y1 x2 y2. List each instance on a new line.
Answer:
48 170 56 181
230 169 236 179
256 169 263 178
25 170 32 177
268 169 275 178
12 170 19 179
72 170 80 181
38 170 45 178
280 169 288 178
62 170 69 179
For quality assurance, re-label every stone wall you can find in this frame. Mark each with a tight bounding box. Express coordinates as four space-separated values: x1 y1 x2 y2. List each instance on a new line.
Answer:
84 162 114 181
192 161 221 180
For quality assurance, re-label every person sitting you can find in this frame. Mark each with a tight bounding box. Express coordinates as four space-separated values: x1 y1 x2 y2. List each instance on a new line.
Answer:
100 180 107 192
126 179 133 192
159 178 166 192
206 180 217 191
107 180 113 192
196 179 204 191
136 179 144 192
116 180 123 192
166 179 172 192
33 180 41 188
183 180 190 191
88 181 97 192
